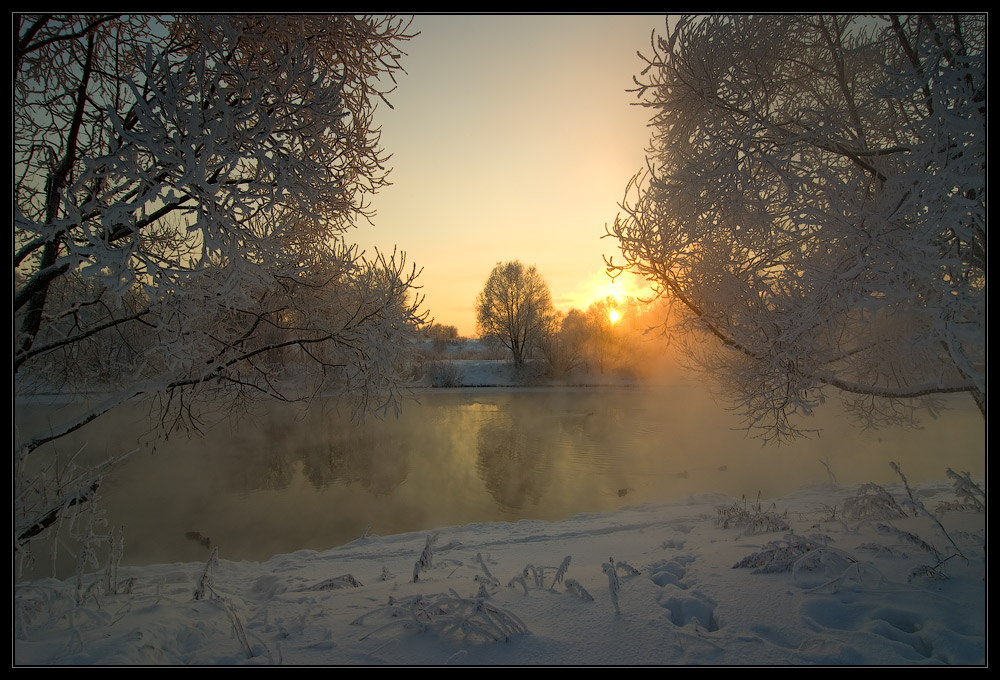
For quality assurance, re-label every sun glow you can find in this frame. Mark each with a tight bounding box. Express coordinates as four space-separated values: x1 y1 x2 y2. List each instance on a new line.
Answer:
608 308 621 324
564 270 654 316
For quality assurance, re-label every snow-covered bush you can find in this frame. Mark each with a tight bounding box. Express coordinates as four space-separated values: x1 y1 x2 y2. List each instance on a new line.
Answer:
427 360 463 387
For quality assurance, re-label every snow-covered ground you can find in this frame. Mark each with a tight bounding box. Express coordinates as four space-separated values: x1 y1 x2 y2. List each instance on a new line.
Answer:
14 354 986 666
14 477 985 666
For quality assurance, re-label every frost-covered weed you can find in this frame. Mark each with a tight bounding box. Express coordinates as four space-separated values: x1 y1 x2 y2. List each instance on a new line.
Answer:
715 497 753 528
935 468 986 513
615 560 641 576
104 525 125 596
601 556 640 615
505 557 574 592
804 561 888 594
842 483 908 521
908 564 949 586
791 547 858 588
475 552 499 586
195 547 220 601
739 512 790 537
550 556 572 590
875 524 941 561
564 579 594 601
891 462 972 563
310 574 363 590
523 564 544 588
733 534 826 573
716 493 788 536
72 496 119 605
352 590 529 643
818 457 837 486
507 575 529 595
603 559 621 615
412 532 438 583
191 547 258 659
14 443 130 583
856 542 909 559
212 593 255 659
724 467 983 607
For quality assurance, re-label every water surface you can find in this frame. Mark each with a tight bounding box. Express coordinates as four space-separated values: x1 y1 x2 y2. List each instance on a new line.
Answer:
15 380 985 581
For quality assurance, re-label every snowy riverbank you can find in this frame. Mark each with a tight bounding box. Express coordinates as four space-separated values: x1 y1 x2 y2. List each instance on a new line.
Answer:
15 474 985 666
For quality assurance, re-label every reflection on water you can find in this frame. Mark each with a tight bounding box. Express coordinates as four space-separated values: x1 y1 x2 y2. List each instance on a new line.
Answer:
15 381 985 581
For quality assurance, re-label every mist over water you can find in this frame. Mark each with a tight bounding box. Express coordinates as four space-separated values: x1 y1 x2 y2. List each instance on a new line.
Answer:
16 378 984 581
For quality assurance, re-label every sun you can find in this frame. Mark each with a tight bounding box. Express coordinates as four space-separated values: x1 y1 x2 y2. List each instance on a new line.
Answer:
608 308 621 324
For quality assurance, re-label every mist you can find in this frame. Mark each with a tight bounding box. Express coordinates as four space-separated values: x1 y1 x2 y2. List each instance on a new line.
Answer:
15 373 984 582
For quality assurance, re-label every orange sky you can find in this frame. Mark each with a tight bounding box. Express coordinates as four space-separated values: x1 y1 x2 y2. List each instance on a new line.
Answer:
358 15 666 336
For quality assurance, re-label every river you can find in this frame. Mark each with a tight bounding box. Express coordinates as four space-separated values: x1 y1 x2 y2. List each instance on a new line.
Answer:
14 380 985 581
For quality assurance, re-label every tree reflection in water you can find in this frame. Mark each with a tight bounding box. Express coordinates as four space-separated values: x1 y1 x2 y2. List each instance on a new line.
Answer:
476 413 551 510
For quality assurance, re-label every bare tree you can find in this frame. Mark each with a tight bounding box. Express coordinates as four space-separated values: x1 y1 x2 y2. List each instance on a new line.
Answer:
607 15 984 441
14 15 424 556
475 261 554 366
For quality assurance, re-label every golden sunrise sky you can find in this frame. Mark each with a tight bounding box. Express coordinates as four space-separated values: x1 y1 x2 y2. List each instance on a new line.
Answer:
359 14 666 337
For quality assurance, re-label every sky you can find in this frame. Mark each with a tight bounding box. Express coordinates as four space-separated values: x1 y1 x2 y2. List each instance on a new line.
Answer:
356 14 667 337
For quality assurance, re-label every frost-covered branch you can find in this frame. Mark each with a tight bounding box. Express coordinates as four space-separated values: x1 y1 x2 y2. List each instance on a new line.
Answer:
608 14 985 441
14 15 424 552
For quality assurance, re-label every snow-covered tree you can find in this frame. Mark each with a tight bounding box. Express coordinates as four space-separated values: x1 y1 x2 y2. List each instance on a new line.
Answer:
475 261 554 366
607 15 985 440
14 15 424 552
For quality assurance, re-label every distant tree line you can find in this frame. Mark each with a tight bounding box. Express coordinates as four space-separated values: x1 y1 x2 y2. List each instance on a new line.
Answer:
474 260 670 378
